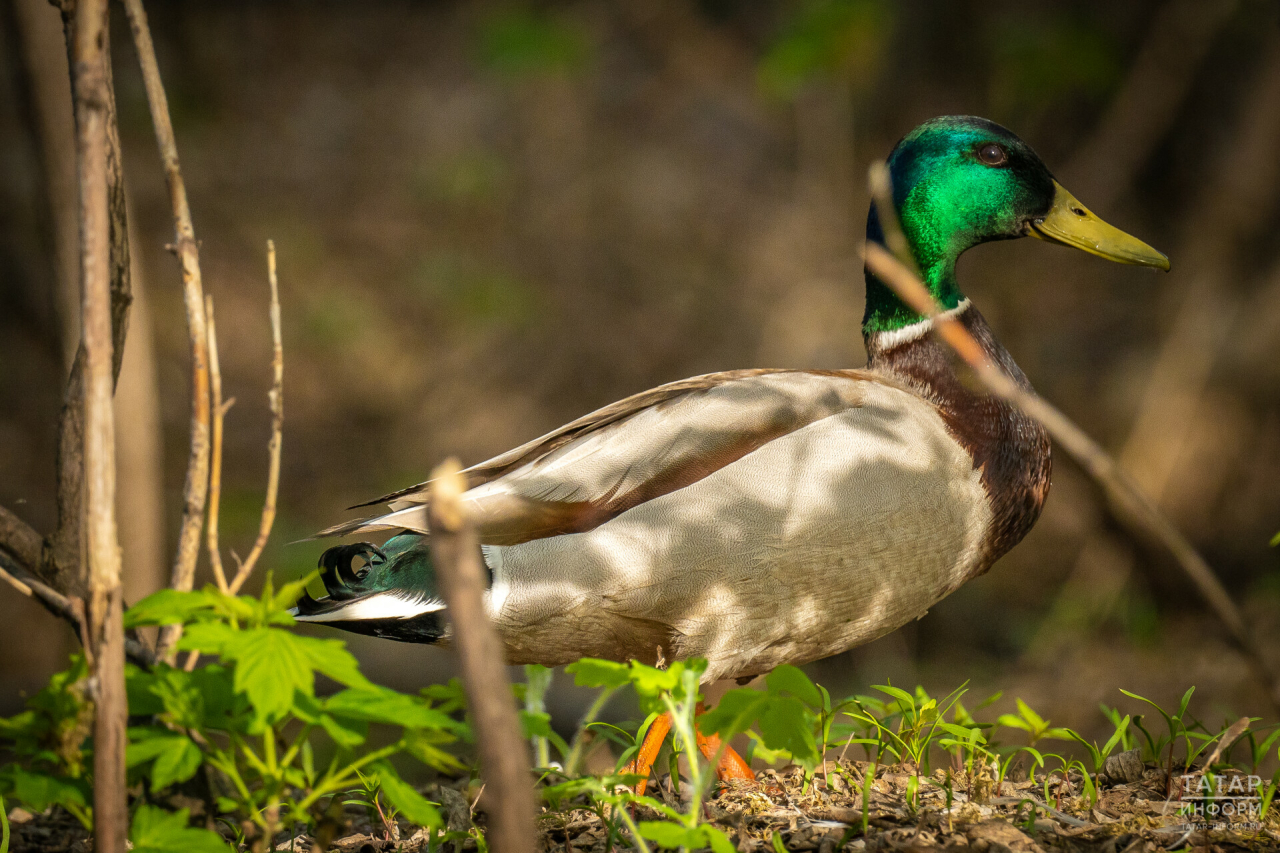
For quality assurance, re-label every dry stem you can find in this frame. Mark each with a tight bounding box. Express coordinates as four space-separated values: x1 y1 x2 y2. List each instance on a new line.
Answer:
0 550 153 666
123 0 211 660
865 162 1280 713
428 460 537 853
72 0 128 848
228 240 284 595
38 0 134 600
204 295 232 593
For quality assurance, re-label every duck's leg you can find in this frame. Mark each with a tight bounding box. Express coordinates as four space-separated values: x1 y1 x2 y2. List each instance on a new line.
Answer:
622 705 755 796
693 702 754 783
622 712 673 795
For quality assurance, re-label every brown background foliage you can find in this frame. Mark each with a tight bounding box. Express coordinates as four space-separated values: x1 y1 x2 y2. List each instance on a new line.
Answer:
2 0 1279 742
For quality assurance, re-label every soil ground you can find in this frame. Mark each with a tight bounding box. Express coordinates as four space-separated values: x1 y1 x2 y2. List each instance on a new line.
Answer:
7 755 1277 852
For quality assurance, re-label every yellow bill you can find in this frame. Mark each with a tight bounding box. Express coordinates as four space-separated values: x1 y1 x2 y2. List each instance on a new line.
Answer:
1029 181 1170 271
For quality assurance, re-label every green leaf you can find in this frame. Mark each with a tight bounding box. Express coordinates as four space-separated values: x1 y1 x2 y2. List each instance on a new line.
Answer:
1101 716 1131 758
221 627 315 722
874 684 916 711
328 716 371 749
627 662 680 698
375 765 442 830
758 695 820 768
1271 530 1279 547
1178 687 1195 721
125 589 220 628
520 710 554 740
271 571 319 615
175 622 239 658
638 821 703 849
130 805 230 853
324 687 460 731
701 825 737 853
126 732 203 792
766 665 823 709
400 729 466 773
1016 698 1046 730
294 635 371 690
997 714 1031 732
0 767 86 813
699 689 766 740
565 658 632 689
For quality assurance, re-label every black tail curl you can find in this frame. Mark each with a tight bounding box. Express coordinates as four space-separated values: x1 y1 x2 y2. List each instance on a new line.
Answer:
294 542 385 616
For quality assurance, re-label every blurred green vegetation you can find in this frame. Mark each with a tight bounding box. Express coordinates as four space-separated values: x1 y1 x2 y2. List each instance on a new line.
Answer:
408 251 538 329
987 13 1122 122
756 0 890 100
476 8 591 77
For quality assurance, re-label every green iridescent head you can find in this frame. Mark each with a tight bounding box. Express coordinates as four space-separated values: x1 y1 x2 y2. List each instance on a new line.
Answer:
863 115 1169 334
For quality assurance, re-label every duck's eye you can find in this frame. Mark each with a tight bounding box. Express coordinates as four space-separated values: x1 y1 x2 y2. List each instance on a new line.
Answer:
977 143 1007 166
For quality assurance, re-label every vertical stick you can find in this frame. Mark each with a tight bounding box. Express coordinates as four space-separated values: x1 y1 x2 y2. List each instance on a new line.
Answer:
122 0 211 660
228 241 284 595
204 295 229 594
71 0 126 849
427 460 536 853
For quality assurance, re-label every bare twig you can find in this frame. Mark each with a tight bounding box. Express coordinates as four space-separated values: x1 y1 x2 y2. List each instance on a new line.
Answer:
228 240 284 595
33 0 135 599
0 563 33 598
1031 37 1280 662
0 548 153 666
71 0 127 848
183 295 231 672
428 459 537 853
123 0 211 661
865 163 1280 712
204 295 232 594
0 505 45 571
1202 717 1250 770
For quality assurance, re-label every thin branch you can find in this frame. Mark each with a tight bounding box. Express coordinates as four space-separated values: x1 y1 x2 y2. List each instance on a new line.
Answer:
0 550 153 668
427 460 537 853
228 240 284 595
1030 36 1280 660
41 0 134 599
0 505 45 571
72 0 128 847
865 162 1280 713
204 295 231 594
122 0 211 661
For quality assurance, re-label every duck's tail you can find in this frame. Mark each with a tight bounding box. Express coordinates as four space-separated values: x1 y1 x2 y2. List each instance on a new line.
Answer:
289 533 447 644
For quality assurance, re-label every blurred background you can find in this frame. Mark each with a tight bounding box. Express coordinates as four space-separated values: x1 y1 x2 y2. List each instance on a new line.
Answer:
2 0 1279 747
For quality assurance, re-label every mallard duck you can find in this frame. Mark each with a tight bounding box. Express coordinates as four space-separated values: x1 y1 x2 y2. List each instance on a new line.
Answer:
292 116 1168 784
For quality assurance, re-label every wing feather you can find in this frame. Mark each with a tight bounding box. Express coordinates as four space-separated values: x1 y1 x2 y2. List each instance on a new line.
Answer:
327 369 893 545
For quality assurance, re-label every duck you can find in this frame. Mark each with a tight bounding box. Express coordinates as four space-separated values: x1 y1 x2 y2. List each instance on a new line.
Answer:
291 115 1168 787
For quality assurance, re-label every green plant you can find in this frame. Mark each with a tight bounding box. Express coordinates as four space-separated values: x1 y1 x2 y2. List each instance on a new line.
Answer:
0 575 469 848
1243 725 1280 774
0 655 94 828
130 805 230 853
1 792 9 853
997 698 1074 747
541 658 742 853
122 575 467 846
518 664 558 771
1067 715 1130 774
1119 686 1234 792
